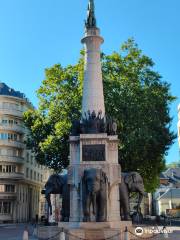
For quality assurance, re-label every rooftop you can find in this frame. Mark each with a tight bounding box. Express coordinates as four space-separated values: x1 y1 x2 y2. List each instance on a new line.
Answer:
165 168 180 181
0 82 26 100
158 188 180 199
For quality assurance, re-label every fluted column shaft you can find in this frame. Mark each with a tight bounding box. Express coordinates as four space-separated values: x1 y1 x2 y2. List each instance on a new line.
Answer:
81 28 105 117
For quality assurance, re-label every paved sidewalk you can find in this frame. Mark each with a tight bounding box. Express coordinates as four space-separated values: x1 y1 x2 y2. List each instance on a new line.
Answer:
0 223 37 240
5 237 37 240
0 223 180 240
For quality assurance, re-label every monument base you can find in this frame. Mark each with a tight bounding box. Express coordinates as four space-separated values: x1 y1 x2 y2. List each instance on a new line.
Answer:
58 221 132 240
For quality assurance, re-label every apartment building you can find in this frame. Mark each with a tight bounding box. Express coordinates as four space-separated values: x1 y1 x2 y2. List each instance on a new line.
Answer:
0 82 49 223
178 104 180 148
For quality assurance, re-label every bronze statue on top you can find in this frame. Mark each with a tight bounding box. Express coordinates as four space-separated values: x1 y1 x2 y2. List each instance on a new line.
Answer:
85 0 97 28
71 110 117 135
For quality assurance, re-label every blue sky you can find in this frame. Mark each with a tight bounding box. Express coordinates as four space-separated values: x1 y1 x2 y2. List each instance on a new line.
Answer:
0 0 179 164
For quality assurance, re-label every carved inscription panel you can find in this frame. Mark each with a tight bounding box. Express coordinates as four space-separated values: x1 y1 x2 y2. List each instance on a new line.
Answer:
82 144 105 161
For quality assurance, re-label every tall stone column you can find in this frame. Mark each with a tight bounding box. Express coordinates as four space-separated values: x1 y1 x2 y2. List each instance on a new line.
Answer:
66 0 122 227
81 5 105 117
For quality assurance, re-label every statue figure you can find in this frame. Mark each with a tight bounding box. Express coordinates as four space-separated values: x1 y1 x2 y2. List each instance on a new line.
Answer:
71 119 81 136
119 172 145 220
82 168 107 222
43 174 70 222
70 110 117 136
85 0 97 28
106 116 117 135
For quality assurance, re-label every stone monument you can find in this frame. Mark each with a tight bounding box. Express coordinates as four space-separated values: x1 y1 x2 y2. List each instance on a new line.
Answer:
58 1 132 239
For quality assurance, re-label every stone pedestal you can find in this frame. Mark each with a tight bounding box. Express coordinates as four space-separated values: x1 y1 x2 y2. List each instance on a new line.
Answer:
58 222 132 240
68 134 121 223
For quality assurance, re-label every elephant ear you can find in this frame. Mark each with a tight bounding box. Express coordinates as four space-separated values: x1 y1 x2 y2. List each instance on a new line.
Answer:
82 170 88 204
56 175 65 194
124 173 134 190
100 170 108 184
82 169 88 183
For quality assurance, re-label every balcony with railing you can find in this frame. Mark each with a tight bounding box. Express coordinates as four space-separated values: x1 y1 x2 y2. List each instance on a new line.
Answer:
0 139 25 149
0 172 24 180
0 155 24 164
0 192 17 200
0 107 23 118
0 124 25 134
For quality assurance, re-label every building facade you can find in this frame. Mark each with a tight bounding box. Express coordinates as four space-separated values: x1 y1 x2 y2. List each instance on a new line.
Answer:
0 83 49 223
153 168 180 216
178 104 180 148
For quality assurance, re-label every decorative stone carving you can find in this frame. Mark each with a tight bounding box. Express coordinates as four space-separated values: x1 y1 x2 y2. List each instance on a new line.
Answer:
119 172 145 221
81 110 106 134
85 0 97 28
71 110 117 136
43 174 70 222
82 168 107 222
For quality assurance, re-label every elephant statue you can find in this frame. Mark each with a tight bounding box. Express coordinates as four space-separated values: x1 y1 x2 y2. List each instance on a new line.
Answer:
42 174 70 222
119 172 145 221
82 168 107 222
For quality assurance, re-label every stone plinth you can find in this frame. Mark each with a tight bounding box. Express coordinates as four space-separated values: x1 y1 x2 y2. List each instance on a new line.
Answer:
58 221 132 240
68 134 121 222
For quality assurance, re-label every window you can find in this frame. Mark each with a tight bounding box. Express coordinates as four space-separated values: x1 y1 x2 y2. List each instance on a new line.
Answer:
2 119 8 124
9 120 13 125
22 188 24 203
31 155 33 165
8 133 18 141
6 165 11 172
0 133 8 139
34 171 36 181
5 185 15 192
0 202 11 214
30 170 32 179
0 185 5 192
0 133 18 141
1 119 19 125
12 165 16 172
26 168 29 178
0 165 16 173
26 152 29 162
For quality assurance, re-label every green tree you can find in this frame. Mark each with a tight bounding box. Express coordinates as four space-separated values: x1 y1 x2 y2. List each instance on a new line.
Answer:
24 39 176 191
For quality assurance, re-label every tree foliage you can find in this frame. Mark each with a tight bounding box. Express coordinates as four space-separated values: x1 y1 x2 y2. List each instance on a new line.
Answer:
24 39 176 191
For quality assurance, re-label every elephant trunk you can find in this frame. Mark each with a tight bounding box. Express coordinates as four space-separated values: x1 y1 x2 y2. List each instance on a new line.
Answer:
45 192 52 215
92 193 96 215
137 192 143 213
